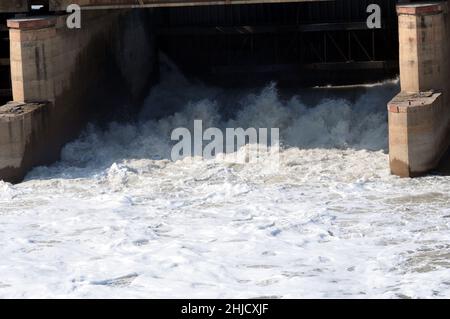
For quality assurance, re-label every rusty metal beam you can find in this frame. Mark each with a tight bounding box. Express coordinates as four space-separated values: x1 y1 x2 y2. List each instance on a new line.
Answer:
210 61 398 75
157 22 370 36
49 0 332 11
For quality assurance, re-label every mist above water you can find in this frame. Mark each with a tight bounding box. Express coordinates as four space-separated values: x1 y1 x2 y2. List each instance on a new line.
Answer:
27 58 398 179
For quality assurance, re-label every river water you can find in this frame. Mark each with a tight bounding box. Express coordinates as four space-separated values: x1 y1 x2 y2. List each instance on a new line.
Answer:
0 63 449 298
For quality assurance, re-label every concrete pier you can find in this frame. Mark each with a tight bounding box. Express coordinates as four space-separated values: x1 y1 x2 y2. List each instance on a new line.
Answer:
0 10 157 183
388 2 450 177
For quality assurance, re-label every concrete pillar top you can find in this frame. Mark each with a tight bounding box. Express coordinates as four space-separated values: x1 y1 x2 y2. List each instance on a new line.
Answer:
7 16 57 30
388 91 441 113
397 2 448 15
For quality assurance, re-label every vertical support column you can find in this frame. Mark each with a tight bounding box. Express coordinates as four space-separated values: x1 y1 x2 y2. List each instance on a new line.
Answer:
398 3 448 93
388 2 450 177
8 17 57 103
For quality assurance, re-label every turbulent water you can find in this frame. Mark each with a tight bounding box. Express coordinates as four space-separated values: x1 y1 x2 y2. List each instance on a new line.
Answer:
1 62 449 298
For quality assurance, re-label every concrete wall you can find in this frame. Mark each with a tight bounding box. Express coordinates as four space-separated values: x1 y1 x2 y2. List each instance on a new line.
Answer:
0 10 157 183
388 2 450 177
0 1 28 13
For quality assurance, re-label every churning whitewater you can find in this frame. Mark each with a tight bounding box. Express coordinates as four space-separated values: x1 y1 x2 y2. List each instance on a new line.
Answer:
0 62 449 298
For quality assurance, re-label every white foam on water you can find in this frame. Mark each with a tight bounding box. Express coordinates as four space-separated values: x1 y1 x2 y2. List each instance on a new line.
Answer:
0 63 449 298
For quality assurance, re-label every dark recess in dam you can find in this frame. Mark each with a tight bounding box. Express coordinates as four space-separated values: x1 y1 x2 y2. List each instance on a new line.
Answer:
154 0 399 86
0 13 13 105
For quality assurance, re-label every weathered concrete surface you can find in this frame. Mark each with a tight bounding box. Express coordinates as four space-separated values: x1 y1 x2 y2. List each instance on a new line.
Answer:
388 92 448 177
388 1 450 177
0 0 28 13
0 102 50 183
0 10 157 183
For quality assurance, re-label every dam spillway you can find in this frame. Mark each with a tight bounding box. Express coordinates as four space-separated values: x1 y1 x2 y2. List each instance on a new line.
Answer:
1 1 450 299
0 0 448 182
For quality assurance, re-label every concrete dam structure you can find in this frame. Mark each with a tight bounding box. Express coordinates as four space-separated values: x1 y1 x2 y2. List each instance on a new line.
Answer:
0 0 446 182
